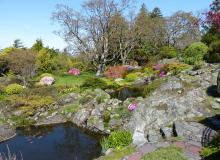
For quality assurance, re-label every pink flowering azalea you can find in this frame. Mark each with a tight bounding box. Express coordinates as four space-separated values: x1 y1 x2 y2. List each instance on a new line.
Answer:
128 103 137 111
153 64 164 71
68 68 80 76
159 71 167 77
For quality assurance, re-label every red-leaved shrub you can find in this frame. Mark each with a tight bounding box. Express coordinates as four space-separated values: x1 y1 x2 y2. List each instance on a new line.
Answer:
104 66 127 79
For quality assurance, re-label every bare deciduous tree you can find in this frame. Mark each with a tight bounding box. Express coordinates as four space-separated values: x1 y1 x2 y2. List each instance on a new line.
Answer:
52 0 134 76
165 11 201 49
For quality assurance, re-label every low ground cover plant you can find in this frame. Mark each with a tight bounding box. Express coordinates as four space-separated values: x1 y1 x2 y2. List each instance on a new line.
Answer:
101 130 132 152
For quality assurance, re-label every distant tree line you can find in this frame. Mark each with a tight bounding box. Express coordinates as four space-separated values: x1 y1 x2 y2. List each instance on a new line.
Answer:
52 0 201 75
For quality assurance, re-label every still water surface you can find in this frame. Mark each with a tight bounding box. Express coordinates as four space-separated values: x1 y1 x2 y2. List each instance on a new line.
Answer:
0 123 102 160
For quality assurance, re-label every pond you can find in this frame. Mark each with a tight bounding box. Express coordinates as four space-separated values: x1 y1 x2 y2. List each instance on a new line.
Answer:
0 123 102 160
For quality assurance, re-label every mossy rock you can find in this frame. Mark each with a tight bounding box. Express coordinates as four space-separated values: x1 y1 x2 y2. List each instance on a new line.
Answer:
217 72 220 94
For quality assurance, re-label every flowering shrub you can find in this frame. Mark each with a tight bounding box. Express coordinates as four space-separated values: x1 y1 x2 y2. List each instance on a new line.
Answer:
128 103 137 111
204 0 220 30
39 76 55 86
68 68 80 76
153 64 164 71
153 64 167 77
159 71 167 77
104 66 127 79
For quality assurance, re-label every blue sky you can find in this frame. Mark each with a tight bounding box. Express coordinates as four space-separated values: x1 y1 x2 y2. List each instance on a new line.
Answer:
0 0 213 50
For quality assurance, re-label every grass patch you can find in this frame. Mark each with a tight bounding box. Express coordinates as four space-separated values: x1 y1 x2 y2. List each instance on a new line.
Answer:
9 115 35 127
192 116 207 122
201 133 220 158
0 93 7 101
61 104 81 115
141 146 187 160
54 72 95 87
97 146 135 160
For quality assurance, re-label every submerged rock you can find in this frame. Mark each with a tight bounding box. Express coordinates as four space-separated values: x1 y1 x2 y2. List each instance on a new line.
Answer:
0 125 16 142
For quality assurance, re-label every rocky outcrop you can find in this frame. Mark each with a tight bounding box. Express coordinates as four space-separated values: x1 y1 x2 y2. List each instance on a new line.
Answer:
218 71 220 94
0 125 16 142
126 64 219 146
174 121 218 145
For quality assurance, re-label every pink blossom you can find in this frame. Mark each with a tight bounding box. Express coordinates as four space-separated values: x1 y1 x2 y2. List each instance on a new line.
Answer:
159 71 167 77
128 103 137 111
68 68 80 76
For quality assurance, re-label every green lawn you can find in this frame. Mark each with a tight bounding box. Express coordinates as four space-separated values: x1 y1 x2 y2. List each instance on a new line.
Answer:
141 146 187 160
54 72 95 87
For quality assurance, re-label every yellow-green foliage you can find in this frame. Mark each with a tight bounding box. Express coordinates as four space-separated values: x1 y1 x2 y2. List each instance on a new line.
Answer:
100 78 119 89
141 146 186 160
1 47 15 56
57 85 80 94
163 62 191 75
5 95 54 116
144 67 154 76
5 83 24 95
101 130 132 151
36 48 57 73
125 72 143 82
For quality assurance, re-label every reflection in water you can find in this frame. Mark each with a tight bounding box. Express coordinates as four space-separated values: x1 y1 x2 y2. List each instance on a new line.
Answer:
0 123 102 160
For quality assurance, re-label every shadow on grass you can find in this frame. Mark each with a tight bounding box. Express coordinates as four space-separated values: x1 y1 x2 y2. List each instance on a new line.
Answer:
202 150 220 160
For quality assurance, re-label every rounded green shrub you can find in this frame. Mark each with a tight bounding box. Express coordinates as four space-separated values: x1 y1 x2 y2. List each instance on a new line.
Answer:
183 42 208 65
81 77 108 90
100 130 132 151
5 83 24 95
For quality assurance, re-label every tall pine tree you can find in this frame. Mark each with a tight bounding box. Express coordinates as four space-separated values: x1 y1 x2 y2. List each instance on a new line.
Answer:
150 7 163 18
